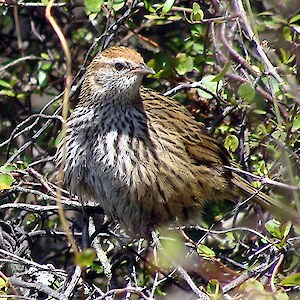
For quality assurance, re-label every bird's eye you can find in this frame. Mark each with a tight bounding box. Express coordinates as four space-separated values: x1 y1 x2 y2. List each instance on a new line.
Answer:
114 62 125 71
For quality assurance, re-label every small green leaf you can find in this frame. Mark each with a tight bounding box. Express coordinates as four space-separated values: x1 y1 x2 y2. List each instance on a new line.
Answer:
0 277 8 289
0 79 11 89
265 219 282 239
144 14 164 20
41 63 52 71
237 82 255 102
212 61 231 82
281 273 300 286
174 53 194 75
41 52 50 60
167 15 182 21
191 2 204 21
55 131 63 148
198 75 223 99
261 76 280 94
281 222 291 239
0 173 14 191
143 0 155 12
275 290 289 300
84 0 104 13
112 0 125 11
76 248 96 267
289 14 300 24
162 0 175 14
0 164 17 172
2 90 15 97
207 279 221 297
38 71 47 86
224 135 239 152
292 113 300 132
197 244 216 258
283 26 292 42
239 279 265 293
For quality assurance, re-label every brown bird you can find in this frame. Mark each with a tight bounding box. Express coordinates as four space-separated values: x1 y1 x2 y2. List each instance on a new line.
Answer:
57 46 299 237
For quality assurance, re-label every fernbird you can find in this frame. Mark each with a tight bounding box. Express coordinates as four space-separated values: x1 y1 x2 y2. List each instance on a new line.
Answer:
57 46 298 237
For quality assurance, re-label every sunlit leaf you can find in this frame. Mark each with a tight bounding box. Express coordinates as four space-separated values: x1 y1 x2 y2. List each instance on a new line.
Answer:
0 79 11 89
289 14 300 24
198 75 222 99
38 71 47 86
224 135 239 152
0 173 14 191
281 273 300 286
0 164 17 172
174 53 194 75
197 244 216 258
283 26 292 42
76 248 96 267
265 219 282 239
84 0 104 13
292 114 300 132
162 0 175 14
112 0 125 11
191 2 204 21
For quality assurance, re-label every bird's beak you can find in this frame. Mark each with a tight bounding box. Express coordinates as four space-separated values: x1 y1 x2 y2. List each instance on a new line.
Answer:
133 64 155 76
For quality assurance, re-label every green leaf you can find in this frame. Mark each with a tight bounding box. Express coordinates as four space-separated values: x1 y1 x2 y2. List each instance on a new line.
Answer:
2 90 15 97
174 53 194 75
237 82 255 102
289 14 300 24
76 248 96 267
197 244 216 258
0 173 14 191
275 290 289 300
283 26 292 42
0 277 8 289
41 52 50 60
281 273 300 286
261 76 280 94
41 63 52 71
167 15 182 21
144 14 164 20
112 0 125 11
55 131 63 148
198 75 223 99
38 71 47 86
207 280 221 297
281 221 291 239
0 79 11 89
162 0 175 14
191 2 204 21
143 0 155 12
212 61 231 82
84 0 104 13
265 219 282 239
292 113 300 133
0 164 17 172
224 135 239 152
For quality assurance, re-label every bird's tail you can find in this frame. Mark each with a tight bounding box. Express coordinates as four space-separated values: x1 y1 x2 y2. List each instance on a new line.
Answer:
231 173 300 226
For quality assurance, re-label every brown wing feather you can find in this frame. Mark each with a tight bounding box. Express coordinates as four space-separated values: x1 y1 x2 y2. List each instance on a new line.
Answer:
142 87 300 225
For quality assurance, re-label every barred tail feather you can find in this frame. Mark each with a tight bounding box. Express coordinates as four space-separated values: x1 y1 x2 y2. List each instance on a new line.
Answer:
232 173 300 226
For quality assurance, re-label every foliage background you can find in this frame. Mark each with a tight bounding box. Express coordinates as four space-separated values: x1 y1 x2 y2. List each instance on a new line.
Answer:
0 0 300 299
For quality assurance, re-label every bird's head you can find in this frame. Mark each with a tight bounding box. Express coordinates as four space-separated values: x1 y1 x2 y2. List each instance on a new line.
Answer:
81 46 155 106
